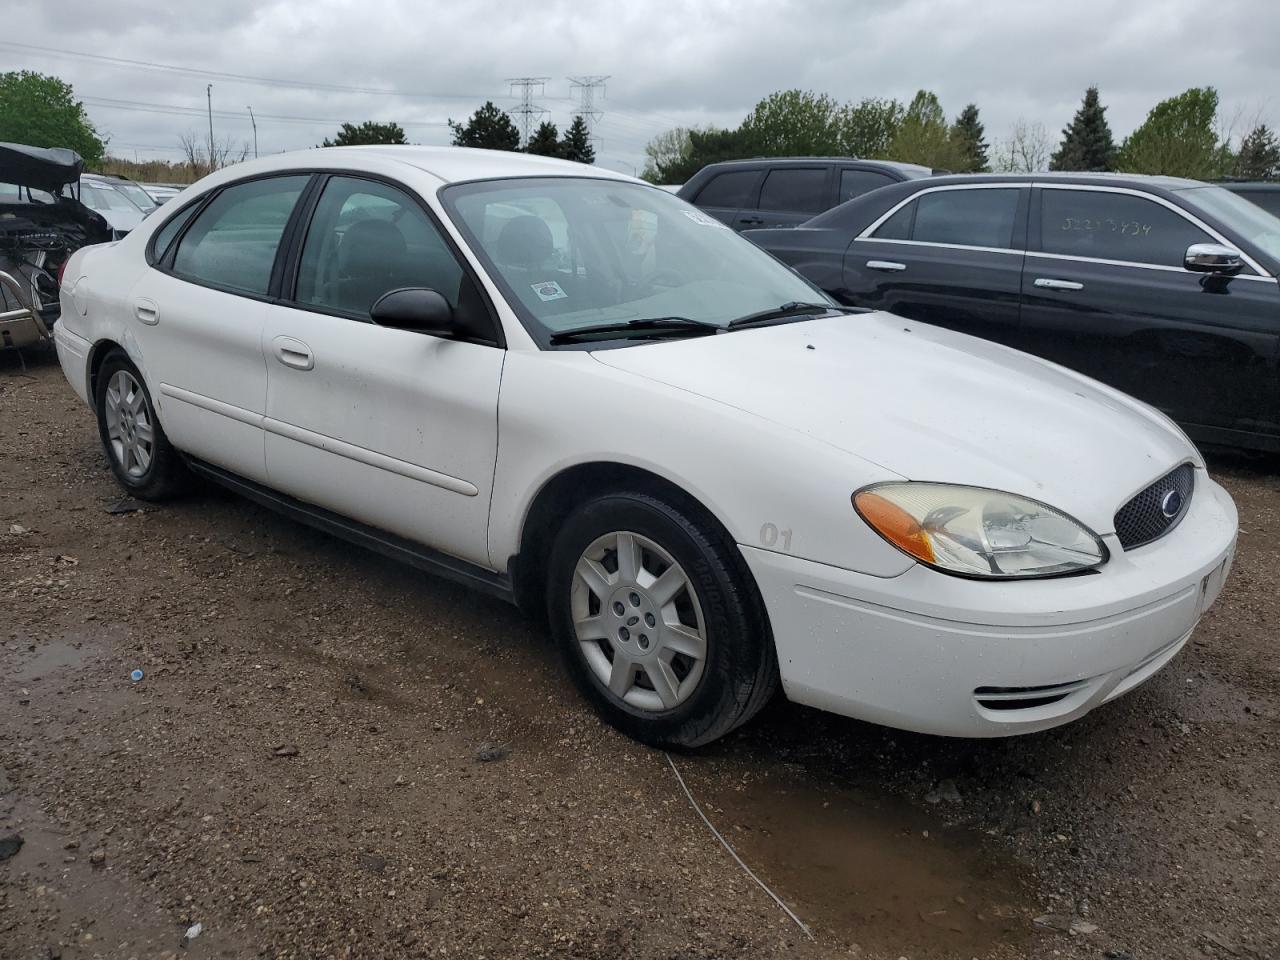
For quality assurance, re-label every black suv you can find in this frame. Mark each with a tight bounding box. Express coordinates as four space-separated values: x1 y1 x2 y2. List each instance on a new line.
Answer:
676 157 934 231
1222 181 1280 218
748 173 1280 452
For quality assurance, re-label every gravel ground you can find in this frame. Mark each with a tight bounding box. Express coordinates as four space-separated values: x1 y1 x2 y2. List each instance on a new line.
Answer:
1 352 1277 960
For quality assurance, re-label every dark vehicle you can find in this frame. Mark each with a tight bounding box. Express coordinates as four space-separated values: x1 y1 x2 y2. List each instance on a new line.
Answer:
1222 181 1280 219
0 142 112 348
676 157 934 231
748 173 1280 452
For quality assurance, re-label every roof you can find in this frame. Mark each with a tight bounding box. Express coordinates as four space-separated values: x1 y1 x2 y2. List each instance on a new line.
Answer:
919 171 1206 190
698 156 935 176
1220 180 1280 192
0 141 84 192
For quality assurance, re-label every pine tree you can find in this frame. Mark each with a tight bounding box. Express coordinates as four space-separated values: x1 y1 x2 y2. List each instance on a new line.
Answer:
560 116 595 164
950 103 988 172
1235 124 1280 179
448 101 520 151
525 121 561 157
322 121 407 147
1050 86 1116 171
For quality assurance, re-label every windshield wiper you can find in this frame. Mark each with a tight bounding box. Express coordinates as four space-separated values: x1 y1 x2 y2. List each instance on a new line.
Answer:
726 301 865 330
549 316 721 345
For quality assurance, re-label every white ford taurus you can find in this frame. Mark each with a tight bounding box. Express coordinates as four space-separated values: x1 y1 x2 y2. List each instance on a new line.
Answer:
54 147 1238 746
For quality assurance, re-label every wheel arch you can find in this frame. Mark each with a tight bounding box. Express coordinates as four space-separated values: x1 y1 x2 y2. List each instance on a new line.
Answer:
86 338 124 411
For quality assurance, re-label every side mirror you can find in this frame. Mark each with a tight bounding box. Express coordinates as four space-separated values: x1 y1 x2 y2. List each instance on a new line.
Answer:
369 287 456 336
1184 243 1244 275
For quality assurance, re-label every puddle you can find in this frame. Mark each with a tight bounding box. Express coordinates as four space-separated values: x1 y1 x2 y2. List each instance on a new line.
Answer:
684 762 1032 957
11 637 94 683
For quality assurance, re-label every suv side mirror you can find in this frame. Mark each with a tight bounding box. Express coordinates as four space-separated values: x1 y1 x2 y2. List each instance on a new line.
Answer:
370 287 456 336
1184 243 1244 275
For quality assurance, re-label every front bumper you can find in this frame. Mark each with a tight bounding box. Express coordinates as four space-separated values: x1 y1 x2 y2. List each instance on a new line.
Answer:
743 474 1237 737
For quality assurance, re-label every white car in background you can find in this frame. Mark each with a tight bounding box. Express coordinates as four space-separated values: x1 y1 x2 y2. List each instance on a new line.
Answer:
78 173 148 237
53 147 1237 746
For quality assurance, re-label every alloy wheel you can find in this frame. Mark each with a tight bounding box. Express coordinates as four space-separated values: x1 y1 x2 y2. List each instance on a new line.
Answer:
103 369 154 479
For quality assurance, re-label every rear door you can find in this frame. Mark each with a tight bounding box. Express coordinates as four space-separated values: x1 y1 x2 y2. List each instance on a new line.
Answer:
1020 185 1280 438
740 165 833 230
686 168 762 229
843 183 1028 344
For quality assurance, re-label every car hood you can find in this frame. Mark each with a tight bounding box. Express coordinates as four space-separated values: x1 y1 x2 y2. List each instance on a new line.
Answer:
591 312 1195 535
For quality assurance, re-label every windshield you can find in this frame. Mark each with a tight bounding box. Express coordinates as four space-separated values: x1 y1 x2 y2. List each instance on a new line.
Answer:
80 180 144 214
1175 185 1280 266
441 177 828 347
113 181 158 213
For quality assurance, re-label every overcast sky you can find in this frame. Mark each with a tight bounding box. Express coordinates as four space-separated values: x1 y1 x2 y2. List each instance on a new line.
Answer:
5 0 1277 177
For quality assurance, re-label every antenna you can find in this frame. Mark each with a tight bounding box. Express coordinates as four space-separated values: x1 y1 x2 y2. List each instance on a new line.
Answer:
567 75 610 145
505 77 550 146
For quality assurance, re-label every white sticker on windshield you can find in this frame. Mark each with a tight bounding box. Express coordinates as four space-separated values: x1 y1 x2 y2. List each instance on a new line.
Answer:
531 281 568 302
682 210 724 227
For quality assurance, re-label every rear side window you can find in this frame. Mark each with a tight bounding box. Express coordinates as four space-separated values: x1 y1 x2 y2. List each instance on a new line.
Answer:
758 168 828 214
171 176 308 296
911 188 1020 248
838 169 896 204
1039 190 1215 267
693 171 758 210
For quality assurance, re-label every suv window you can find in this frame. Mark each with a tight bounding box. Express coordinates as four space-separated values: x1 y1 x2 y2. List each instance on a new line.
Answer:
912 188 1020 248
171 176 308 295
295 176 469 320
839 169 895 204
758 168 828 214
694 170 758 210
1040 189 1215 266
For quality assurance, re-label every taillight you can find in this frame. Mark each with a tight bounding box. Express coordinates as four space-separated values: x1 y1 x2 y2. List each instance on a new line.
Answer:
57 259 68 289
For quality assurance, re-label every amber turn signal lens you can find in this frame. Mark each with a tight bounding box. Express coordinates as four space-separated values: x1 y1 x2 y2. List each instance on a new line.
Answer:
853 490 936 564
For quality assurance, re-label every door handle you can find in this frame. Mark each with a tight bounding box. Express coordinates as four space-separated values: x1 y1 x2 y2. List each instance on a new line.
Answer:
133 299 159 325
739 215 764 226
1034 278 1085 291
866 260 906 272
272 336 314 371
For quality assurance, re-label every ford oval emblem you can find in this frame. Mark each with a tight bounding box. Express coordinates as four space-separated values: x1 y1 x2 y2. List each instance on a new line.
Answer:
1160 489 1183 519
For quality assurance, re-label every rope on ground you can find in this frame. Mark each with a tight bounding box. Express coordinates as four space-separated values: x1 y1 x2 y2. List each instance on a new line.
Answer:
664 751 814 941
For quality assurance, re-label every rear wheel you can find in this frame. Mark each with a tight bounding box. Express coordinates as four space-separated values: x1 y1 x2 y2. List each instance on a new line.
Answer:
94 350 186 500
547 491 777 748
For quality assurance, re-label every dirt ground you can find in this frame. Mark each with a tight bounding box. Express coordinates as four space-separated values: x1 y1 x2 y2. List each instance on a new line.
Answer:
1 352 1277 960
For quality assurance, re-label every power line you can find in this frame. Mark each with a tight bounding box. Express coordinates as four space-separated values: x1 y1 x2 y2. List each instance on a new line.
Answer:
506 77 549 146
79 95 449 128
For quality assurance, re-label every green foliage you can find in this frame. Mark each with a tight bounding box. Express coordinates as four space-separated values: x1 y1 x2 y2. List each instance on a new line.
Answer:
838 97 903 159
641 127 693 182
1234 124 1280 179
739 89 844 156
0 71 104 168
526 121 562 157
647 127 752 183
1116 87 1224 179
321 121 408 147
950 103 988 172
1050 86 1116 172
559 116 595 164
889 91 965 169
449 102 521 151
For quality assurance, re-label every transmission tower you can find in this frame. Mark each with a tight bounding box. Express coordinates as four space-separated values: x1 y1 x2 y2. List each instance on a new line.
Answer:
506 77 550 145
567 75 610 145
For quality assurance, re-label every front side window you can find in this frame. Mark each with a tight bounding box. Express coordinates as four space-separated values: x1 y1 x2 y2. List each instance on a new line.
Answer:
1039 190 1213 267
171 176 308 296
838 169 895 204
758 168 828 214
693 170 758 210
294 176 472 320
911 188 1020 248
442 177 826 347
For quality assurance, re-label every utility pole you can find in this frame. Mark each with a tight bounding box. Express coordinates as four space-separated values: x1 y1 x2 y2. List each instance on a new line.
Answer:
505 77 549 147
247 106 258 158
206 83 215 170
567 75 610 147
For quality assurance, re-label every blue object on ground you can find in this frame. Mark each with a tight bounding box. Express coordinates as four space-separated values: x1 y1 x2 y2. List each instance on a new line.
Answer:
130 668 144 682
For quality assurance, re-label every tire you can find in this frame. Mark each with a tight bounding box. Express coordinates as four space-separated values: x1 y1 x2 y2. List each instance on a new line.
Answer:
94 349 187 500
547 491 778 748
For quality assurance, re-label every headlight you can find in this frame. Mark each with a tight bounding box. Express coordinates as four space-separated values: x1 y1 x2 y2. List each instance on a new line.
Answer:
853 483 1108 579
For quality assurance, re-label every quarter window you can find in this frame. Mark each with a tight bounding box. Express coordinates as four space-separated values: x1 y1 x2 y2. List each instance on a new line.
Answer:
171 176 308 296
838 169 895 204
151 203 199 263
693 170 758 210
758 168 828 214
1039 190 1213 267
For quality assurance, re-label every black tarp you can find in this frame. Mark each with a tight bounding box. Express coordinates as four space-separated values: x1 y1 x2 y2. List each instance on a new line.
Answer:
0 142 84 193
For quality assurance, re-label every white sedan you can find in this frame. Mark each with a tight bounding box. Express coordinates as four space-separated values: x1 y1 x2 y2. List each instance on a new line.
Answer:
54 147 1238 746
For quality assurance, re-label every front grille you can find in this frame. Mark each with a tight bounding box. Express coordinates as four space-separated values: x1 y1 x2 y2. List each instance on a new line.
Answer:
1113 463 1195 551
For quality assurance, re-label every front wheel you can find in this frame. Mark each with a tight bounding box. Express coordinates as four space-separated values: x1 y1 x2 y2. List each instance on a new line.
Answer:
547 491 778 748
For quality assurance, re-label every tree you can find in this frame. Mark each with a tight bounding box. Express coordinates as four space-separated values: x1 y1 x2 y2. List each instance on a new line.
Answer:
0 71 104 168
888 91 965 169
1234 124 1280 179
641 127 693 182
993 119 1052 172
178 131 250 177
448 102 520 151
950 103 989 172
525 121 562 157
560 115 595 164
1116 87 1223 179
650 127 752 184
838 97 903 159
1050 86 1116 172
321 121 408 147
738 89 843 156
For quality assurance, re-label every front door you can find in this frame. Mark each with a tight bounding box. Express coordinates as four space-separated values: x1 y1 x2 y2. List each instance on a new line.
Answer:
1020 185 1280 438
261 175 504 567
